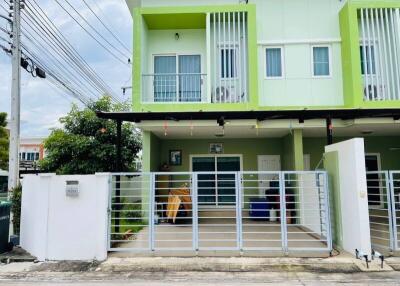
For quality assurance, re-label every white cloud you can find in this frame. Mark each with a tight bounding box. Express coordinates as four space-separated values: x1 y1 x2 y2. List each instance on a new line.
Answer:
0 0 132 137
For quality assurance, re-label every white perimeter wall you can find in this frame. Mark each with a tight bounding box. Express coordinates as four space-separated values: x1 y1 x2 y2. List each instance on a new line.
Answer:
325 138 371 258
20 174 109 261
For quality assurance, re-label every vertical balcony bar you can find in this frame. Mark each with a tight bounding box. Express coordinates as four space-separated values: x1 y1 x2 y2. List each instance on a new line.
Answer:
389 9 400 101
361 9 369 100
385 8 395 100
370 8 381 100
228 12 231 104
206 13 211 103
223 12 226 103
242 12 248 102
213 13 217 103
365 8 374 101
218 12 222 104
375 8 388 101
379 8 390 101
237 12 242 103
233 12 236 103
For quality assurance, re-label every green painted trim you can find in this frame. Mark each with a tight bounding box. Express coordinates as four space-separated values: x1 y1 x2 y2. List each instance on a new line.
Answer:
139 5 254 15
132 8 142 112
293 129 304 171
348 0 400 9
142 131 161 172
143 13 206 30
132 4 259 113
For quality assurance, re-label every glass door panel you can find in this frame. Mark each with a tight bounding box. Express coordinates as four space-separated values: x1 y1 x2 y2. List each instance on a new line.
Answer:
154 56 176 102
217 157 240 206
193 157 216 205
178 55 201 102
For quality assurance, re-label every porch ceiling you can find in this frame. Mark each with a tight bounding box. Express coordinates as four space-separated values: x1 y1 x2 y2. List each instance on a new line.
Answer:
137 118 400 139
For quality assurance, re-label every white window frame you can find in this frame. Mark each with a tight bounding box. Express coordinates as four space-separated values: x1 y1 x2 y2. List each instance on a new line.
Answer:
151 53 204 103
264 46 285 79
218 44 239 80
359 40 378 76
311 45 332 78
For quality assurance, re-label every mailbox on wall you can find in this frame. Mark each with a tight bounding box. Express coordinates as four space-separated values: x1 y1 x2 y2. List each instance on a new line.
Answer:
65 181 79 197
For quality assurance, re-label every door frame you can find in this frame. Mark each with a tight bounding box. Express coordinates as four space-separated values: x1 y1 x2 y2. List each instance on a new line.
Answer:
257 155 281 197
152 53 204 102
190 154 243 209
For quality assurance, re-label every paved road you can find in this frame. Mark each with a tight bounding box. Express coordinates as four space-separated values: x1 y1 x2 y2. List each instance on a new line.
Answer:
1 271 400 285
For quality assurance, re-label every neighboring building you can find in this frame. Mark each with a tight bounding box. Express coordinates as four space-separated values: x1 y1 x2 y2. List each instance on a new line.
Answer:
19 137 46 170
93 0 400 256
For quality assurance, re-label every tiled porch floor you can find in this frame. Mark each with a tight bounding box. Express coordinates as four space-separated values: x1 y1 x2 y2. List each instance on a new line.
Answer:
110 218 328 257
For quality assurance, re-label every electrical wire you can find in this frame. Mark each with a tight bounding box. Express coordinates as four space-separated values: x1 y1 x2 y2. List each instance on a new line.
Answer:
53 0 130 65
24 0 122 103
0 0 131 110
81 0 131 55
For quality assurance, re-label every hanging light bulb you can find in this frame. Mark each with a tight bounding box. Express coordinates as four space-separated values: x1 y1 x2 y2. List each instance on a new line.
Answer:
163 121 168 136
190 120 194 136
255 121 259 136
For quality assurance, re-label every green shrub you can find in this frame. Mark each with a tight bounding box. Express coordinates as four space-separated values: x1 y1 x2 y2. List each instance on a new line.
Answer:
10 185 22 235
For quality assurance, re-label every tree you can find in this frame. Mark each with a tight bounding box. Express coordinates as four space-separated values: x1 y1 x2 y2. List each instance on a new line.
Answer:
0 112 9 170
40 96 141 174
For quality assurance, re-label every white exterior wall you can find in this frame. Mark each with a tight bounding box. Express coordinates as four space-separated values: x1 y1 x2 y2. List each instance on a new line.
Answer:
325 138 372 258
20 174 109 261
257 0 345 107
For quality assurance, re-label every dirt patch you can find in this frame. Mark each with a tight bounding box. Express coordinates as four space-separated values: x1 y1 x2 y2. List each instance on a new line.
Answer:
30 261 100 272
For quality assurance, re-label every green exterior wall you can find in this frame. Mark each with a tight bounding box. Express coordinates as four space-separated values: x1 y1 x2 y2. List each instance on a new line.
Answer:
142 131 161 172
158 138 284 172
132 4 259 113
282 130 304 171
303 136 400 170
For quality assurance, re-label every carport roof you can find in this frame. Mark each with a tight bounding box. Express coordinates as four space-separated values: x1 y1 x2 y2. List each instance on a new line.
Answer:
96 109 400 123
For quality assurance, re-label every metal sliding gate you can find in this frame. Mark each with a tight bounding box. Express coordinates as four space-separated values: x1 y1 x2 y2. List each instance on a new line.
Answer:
366 171 400 252
108 171 332 255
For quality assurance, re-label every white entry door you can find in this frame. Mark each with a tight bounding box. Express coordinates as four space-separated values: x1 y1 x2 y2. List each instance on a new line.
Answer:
257 155 281 197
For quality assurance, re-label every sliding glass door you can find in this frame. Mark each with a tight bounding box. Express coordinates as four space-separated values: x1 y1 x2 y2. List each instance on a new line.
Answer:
153 55 201 102
192 155 241 207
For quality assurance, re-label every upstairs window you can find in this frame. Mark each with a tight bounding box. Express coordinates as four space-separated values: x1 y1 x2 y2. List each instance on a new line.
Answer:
265 47 283 78
312 46 331 77
221 48 237 79
360 45 376 75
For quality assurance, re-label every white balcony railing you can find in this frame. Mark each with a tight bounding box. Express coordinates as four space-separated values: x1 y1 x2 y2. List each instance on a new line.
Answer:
142 73 207 103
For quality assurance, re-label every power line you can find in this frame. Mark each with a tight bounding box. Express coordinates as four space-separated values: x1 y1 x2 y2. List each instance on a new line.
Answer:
24 0 122 103
20 15 103 99
81 0 131 55
53 0 130 65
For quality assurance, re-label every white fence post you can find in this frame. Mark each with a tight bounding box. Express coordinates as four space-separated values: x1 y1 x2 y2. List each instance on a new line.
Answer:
279 172 288 253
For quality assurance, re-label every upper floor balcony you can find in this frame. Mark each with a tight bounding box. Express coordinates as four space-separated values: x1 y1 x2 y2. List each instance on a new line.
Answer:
340 1 400 108
132 5 257 112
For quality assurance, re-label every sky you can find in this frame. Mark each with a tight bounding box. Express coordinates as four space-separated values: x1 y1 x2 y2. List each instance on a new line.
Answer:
0 0 133 137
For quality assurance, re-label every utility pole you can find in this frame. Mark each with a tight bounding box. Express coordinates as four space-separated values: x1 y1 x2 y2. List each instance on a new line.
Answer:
8 0 22 193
